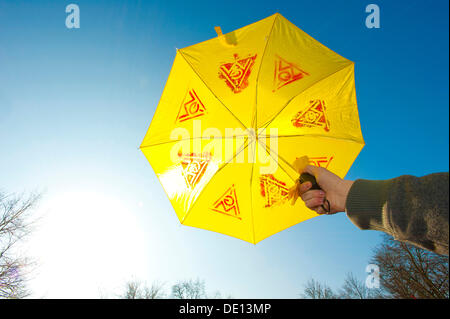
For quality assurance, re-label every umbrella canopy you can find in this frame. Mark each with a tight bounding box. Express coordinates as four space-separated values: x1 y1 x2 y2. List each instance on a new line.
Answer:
140 13 364 244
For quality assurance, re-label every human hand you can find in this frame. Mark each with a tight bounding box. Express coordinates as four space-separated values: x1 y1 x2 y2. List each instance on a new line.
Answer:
297 165 354 215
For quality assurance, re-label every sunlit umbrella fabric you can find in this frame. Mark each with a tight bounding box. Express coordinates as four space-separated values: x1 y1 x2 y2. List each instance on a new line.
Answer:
140 13 364 243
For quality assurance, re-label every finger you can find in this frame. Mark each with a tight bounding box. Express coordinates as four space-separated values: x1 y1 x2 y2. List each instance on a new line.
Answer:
298 181 312 195
300 190 325 202
304 197 325 211
308 203 326 215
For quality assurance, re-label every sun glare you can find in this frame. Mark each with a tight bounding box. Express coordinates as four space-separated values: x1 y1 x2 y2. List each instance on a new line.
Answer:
27 190 150 298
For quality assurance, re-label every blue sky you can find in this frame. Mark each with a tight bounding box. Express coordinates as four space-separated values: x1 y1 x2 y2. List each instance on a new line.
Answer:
0 0 448 298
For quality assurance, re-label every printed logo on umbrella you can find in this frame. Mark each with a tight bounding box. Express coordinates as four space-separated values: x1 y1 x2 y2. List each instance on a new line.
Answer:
176 89 206 123
180 153 211 189
260 174 289 208
273 55 309 91
308 156 334 168
294 156 334 169
219 54 257 93
292 99 330 131
211 184 242 220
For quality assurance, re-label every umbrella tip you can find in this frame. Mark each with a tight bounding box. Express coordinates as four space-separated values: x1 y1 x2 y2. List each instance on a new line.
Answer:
214 26 238 47
214 26 223 37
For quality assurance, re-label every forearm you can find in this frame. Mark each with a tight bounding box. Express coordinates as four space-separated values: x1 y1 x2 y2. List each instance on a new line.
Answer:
345 173 449 255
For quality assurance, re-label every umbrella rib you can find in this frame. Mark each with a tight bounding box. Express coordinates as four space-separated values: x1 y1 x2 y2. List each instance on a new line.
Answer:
140 134 364 150
257 138 298 184
248 14 278 245
253 13 278 132
259 135 364 177
262 134 365 145
140 135 251 149
258 63 354 134
249 146 256 244
177 50 251 133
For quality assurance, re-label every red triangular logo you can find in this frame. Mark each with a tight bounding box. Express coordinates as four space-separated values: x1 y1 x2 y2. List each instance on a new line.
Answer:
219 54 257 93
308 156 334 169
176 89 206 123
260 175 289 208
180 153 210 189
273 55 309 91
292 99 330 131
211 184 241 219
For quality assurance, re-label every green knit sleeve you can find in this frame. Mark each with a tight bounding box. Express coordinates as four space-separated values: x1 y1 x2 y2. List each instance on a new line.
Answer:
345 173 449 255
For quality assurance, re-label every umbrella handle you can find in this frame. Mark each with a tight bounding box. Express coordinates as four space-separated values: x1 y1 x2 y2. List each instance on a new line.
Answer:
299 173 321 190
299 173 331 214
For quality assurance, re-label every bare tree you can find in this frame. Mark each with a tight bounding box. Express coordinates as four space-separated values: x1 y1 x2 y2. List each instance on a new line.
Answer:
372 235 449 299
121 279 166 299
171 279 206 299
209 290 233 299
119 278 230 299
142 281 166 299
122 280 140 299
300 278 337 299
339 272 386 299
0 192 39 298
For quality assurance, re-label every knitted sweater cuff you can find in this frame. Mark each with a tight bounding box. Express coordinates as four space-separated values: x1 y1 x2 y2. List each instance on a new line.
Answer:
345 179 391 231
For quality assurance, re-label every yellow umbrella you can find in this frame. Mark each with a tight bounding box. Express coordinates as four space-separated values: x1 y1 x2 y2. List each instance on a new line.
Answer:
140 13 364 244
